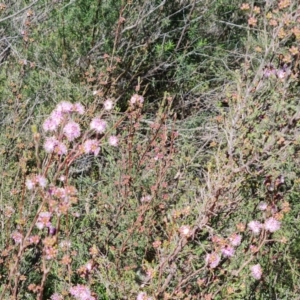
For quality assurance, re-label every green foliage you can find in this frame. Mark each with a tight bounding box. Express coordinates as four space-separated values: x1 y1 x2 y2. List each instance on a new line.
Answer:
0 0 300 299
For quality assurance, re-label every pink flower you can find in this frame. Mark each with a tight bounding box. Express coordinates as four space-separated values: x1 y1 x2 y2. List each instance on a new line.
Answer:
73 103 85 114
250 264 262 280
103 99 113 110
179 225 192 237
263 65 276 78
264 217 281 233
59 175 66 182
277 69 286 79
137 292 147 300
221 245 235 257
205 252 221 269
248 220 262 235
83 139 100 156
229 234 242 247
43 116 60 132
63 121 81 141
108 135 119 147
52 187 67 200
36 212 52 230
55 142 67 155
141 195 152 202
26 178 35 190
69 284 95 300
130 94 144 105
85 261 93 272
90 118 107 133
28 235 40 245
50 293 63 300
136 292 152 300
56 101 73 113
45 247 57 260
258 202 268 211
50 109 64 121
11 231 23 244
36 175 47 188
44 137 59 153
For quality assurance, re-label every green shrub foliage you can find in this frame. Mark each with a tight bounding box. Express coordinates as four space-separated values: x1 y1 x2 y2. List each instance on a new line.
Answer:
0 0 300 299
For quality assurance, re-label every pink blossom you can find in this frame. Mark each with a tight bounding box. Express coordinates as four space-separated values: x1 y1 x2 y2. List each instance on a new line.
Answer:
28 235 40 245
45 247 57 260
26 178 35 190
69 284 95 300
136 292 152 300
50 109 64 121
49 225 56 236
103 99 113 110
137 292 147 300
137 292 146 300
248 220 262 235
229 234 242 247
277 69 286 79
221 245 235 257
83 139 100 156
52 187 67 199
90 118 107 133
258 202 268 211
250 264 262 280
36 175 47 188
263 65 276 78
264 217 281 233
85 261 93 272
44 137 59 153
205 252 221 269
140 195 152 202
43 116 60 132
108 135 119 147
11 231 23 244
50 293 63 300
56 101 73 113
59 175 66 182
73 102 85 114
130 94 144 105
63 121 81 141
36 212 52 230
179 225 191 237
55 142 67 155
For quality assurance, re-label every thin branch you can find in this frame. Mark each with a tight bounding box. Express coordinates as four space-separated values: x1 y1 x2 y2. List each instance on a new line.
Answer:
0 0 39 23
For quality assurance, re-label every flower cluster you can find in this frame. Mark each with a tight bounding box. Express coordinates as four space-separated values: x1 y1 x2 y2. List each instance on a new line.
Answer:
43 101 84 133
136 292 153 300
26 175 47 190
82 139 100 156
44 137 67 155
263 64 291 80
205 252 221 269
90 117 107 134
250 264 263 280
179 225 192 237
248 218 281 234
11 231 23 244
36 211 52 230
206 233 243 268
130 94 144 106
42 100 121 162
50 293 63 300
69 285 95 300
